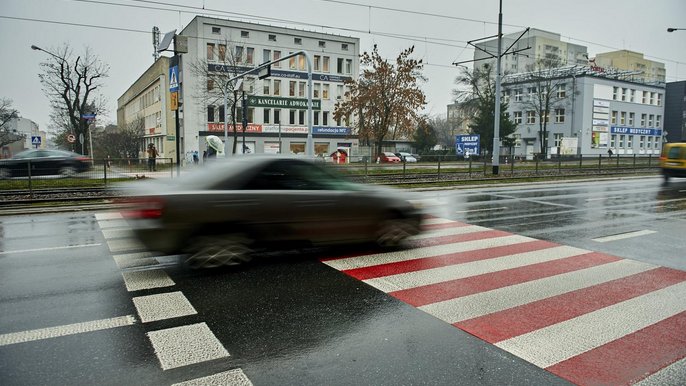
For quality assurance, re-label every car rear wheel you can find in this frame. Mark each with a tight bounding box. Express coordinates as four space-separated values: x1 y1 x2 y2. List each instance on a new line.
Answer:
59 166 77 177
376 218 415 248
184 234 253 268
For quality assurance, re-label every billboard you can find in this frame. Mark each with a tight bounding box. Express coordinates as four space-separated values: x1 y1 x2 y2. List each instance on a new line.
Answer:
455 135 480 156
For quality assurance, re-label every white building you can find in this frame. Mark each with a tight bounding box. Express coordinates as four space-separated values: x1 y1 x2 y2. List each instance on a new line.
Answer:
178 16 360 159
1 117 45 158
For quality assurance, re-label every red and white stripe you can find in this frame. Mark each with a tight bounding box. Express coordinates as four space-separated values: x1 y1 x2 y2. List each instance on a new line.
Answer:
322 218 686 385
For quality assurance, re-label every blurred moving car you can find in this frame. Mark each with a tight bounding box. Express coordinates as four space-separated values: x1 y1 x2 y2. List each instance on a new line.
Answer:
379 152 401 163
395 152 418 163
0 149 92 178
660 142 686 181
119 155 423 268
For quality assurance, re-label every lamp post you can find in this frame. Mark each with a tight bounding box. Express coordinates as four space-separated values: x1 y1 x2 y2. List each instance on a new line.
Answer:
31 45 62 61
667 28 686 32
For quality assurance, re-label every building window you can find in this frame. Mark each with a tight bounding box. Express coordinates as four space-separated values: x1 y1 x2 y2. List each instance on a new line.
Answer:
299 110 305 125
514 134 521 147
314 55 321 71
323 56 330 72
513 111 523 124
269 34 276 42
621 88 627 101
294 37 302 45
337 85 344 100
629 112 635 126
527 111 536 124
246 47 254 64
235 46 244 63
630 89 635 103
313 83 320 98
657 94 662 106
557 84 566 98
337 58 344 74
648 114 654 127
613 87 619 100
641 114 646 127
289 81 296 97
289 110 295 125
207 106 215 122
639 136 645 148
627 135 632 148
207 43 215 60
212 27 221 34
298 82 305 97
642 91 648 104
241 30 249 38
273 51 281 67
289 53 296 69
610 135 616 148
323 84 329 99
218 106 225 122
323 111 329 126
649 92 655 105
514 88 523 102
263 108 271 124
207 79 214 91
314 111 320 125
218 44 226 61
611 111 617 124
274 109 280 124
342 43 348 51
619 135 625 148
263 49 271 63
274 79 281 96
620 111 626 125
656 115 661 128
554 133 563 147
318 41 326 48
263 80 270 95
555 108 565 123
298 55 306 70
345 59 353 74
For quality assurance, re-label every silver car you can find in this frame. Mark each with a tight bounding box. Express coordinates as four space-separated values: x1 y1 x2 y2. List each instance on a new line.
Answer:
118 155 423 267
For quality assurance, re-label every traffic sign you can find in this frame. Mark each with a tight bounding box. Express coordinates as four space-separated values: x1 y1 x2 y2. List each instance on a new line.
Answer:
67 134 76 143
455 135 480 156
169 65 179 92
31 136 41 145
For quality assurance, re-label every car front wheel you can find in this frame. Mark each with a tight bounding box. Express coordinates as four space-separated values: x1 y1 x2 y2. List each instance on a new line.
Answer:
376 218 415 248
59 166 77 177
184 234 253 268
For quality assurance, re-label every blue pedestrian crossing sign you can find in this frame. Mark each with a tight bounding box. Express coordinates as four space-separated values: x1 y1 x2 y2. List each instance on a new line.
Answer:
169 65 179 92
31 136 42 145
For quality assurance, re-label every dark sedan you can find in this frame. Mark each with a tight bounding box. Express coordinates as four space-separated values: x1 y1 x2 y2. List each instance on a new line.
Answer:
0 149 92 178
119 155 424 268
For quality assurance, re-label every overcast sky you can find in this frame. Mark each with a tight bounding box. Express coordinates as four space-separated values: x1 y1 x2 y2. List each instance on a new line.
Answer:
2 0 685 133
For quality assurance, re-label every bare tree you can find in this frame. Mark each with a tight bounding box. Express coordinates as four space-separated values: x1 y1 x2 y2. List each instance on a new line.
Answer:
93 118 144 160
334 45 426 156
0 98 23 148
37 44 109 155
428 115 454 149
508 58 574 158
189 38 256 155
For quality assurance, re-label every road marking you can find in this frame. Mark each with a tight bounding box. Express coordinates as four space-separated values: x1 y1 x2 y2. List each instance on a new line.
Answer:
107 238 146 253
410 224 489 240
95 212 123 220
366 245 588 293
592 229 657 243
113 252 160 269
419 259 655 324
101 228 133 240
122 269 175 292
172 369 253 386
133 292 197 323
585 196 622 202
455 206 508 213
496 281 686 368
147 323 230 370
422 217 457 225
0 315 136 346
0 243 101 255
636 355 686 385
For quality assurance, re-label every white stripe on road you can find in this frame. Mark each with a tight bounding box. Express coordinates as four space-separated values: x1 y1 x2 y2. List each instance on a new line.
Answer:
455 206 508 213
122 269 175 292
636 356 686 386
592 230 657 243
107 238 145 253
101 228 133 240
419 259 656 324
324 234 534 271
113 252 159 269
496 281 686 368
422 217 457 225
147 323 230 370
172 369 253 386
95 212 123 220
0 315 136 346
133 292 197 323
365 245 587 293
0 243 101 255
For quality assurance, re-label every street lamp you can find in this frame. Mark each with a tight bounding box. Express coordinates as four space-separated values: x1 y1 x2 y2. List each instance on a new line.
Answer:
30 45 62 61
667 28 686 32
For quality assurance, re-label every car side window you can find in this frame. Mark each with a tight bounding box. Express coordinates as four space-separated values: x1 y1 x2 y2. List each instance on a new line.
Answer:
244 161 326 190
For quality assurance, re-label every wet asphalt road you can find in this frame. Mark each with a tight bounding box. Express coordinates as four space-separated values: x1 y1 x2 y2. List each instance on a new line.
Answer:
0 176 684 385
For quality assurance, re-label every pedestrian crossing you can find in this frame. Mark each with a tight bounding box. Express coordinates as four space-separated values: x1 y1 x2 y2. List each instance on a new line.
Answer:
322 217 686 385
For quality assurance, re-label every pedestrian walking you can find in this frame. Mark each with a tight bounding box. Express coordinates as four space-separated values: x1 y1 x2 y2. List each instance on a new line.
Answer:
147 143 159 171
607 148 614 157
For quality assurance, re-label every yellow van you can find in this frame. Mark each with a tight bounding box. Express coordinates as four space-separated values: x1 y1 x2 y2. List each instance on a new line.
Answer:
660 142 686 181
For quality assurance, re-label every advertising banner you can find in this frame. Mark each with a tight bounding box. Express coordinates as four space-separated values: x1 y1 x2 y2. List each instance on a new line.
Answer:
455 135 480 156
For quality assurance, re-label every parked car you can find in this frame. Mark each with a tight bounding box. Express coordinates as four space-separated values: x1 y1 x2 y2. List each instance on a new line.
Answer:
660 142 686 181
118 155 424 268
0 149 92 179
379 152 401 163
411 153 422 162
395 152 418 163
